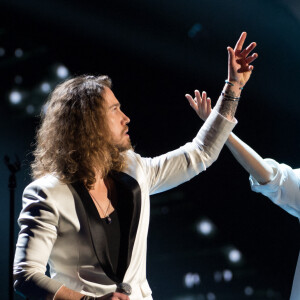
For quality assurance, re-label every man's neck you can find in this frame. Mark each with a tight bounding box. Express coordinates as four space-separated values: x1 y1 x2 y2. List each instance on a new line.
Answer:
91 174 107 193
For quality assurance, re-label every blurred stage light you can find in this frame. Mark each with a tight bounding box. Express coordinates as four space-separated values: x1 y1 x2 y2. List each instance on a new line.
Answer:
15 48 24 58
42 104 48 115
0 47 5 56
206 292 216 300
223 269 233 282
196 218 215 237
197 220 212 235
244 286 254 296
228 249 241 263
14 75 23 84
41 82 51 93
184 273 200 288
188 23 202 39
56 65 69 78
26 105 35 114
9 91 22 104
213 271 223 283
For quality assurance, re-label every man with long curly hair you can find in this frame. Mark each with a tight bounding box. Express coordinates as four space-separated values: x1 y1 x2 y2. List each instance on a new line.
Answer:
13 32 257 300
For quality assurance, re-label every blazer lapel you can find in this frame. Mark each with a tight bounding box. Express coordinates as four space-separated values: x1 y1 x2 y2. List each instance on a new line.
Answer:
110 172 141 269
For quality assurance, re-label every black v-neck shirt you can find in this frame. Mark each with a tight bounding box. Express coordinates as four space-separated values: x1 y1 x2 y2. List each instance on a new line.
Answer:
96 176 132 281
102 210 120 276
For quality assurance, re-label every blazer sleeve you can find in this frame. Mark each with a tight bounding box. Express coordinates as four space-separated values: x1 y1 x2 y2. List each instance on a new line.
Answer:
13 182 64 299
133 109 237 194
250 158 300 219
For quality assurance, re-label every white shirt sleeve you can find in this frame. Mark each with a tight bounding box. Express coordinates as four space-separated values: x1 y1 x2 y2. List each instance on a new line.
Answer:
133 108 237 195
249 158 300 219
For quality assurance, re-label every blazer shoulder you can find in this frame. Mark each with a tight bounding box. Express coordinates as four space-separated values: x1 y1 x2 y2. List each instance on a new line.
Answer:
24 174 70 200
26 174 64 189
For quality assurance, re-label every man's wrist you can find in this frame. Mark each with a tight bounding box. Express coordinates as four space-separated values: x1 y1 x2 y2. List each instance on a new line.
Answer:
223 83 242 99
226 77 244 87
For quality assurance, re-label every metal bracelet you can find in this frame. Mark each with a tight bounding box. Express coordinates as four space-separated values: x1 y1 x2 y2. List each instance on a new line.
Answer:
221 91 240 99
221 92 240 101
225 79 244 90
81 296 96 300
223 97 240 102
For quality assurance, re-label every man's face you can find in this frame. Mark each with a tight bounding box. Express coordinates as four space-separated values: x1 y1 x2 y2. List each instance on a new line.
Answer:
104 87 131 151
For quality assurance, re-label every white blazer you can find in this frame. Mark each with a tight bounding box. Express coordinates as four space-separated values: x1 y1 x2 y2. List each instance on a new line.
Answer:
13 110 236 300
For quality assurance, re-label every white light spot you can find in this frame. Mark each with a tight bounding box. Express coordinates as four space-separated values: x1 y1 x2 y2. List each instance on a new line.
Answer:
0 47 5 56
56 65 69 78
9 91 22 104
26 105 35 114
15 48 23 58
244 286 254 296
197 219 214 236
223 269 233 282
184 273 200 288
228 249 241 263
41 82 51 93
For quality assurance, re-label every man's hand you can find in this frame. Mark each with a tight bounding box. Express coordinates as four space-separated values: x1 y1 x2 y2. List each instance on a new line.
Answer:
54 286 130 300
185 90 212 121
96 292 130 300
227 31 258 87
185 32 258 122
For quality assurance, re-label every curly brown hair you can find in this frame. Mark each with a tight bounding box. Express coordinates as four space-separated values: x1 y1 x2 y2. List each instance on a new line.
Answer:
31 75 127 189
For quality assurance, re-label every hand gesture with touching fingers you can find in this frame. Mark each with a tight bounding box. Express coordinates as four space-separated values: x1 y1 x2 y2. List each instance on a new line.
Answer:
185 90 212 121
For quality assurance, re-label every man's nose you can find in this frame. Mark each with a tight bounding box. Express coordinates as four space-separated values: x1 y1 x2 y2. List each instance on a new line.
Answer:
122 113 130 125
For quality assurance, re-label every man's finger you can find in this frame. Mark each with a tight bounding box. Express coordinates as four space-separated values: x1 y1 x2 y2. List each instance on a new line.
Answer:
227 46 235 66
241 42 257 57
234 32 247 51
111 292 130 299
246 53 258 64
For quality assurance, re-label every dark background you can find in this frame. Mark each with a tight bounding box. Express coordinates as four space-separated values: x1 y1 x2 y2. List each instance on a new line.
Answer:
0 0 300 299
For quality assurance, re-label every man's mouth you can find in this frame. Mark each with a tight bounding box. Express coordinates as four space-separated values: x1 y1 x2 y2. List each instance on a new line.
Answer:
123 127 129 135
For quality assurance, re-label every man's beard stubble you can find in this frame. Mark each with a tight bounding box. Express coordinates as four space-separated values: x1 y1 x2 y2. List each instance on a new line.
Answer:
115 136 132 153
